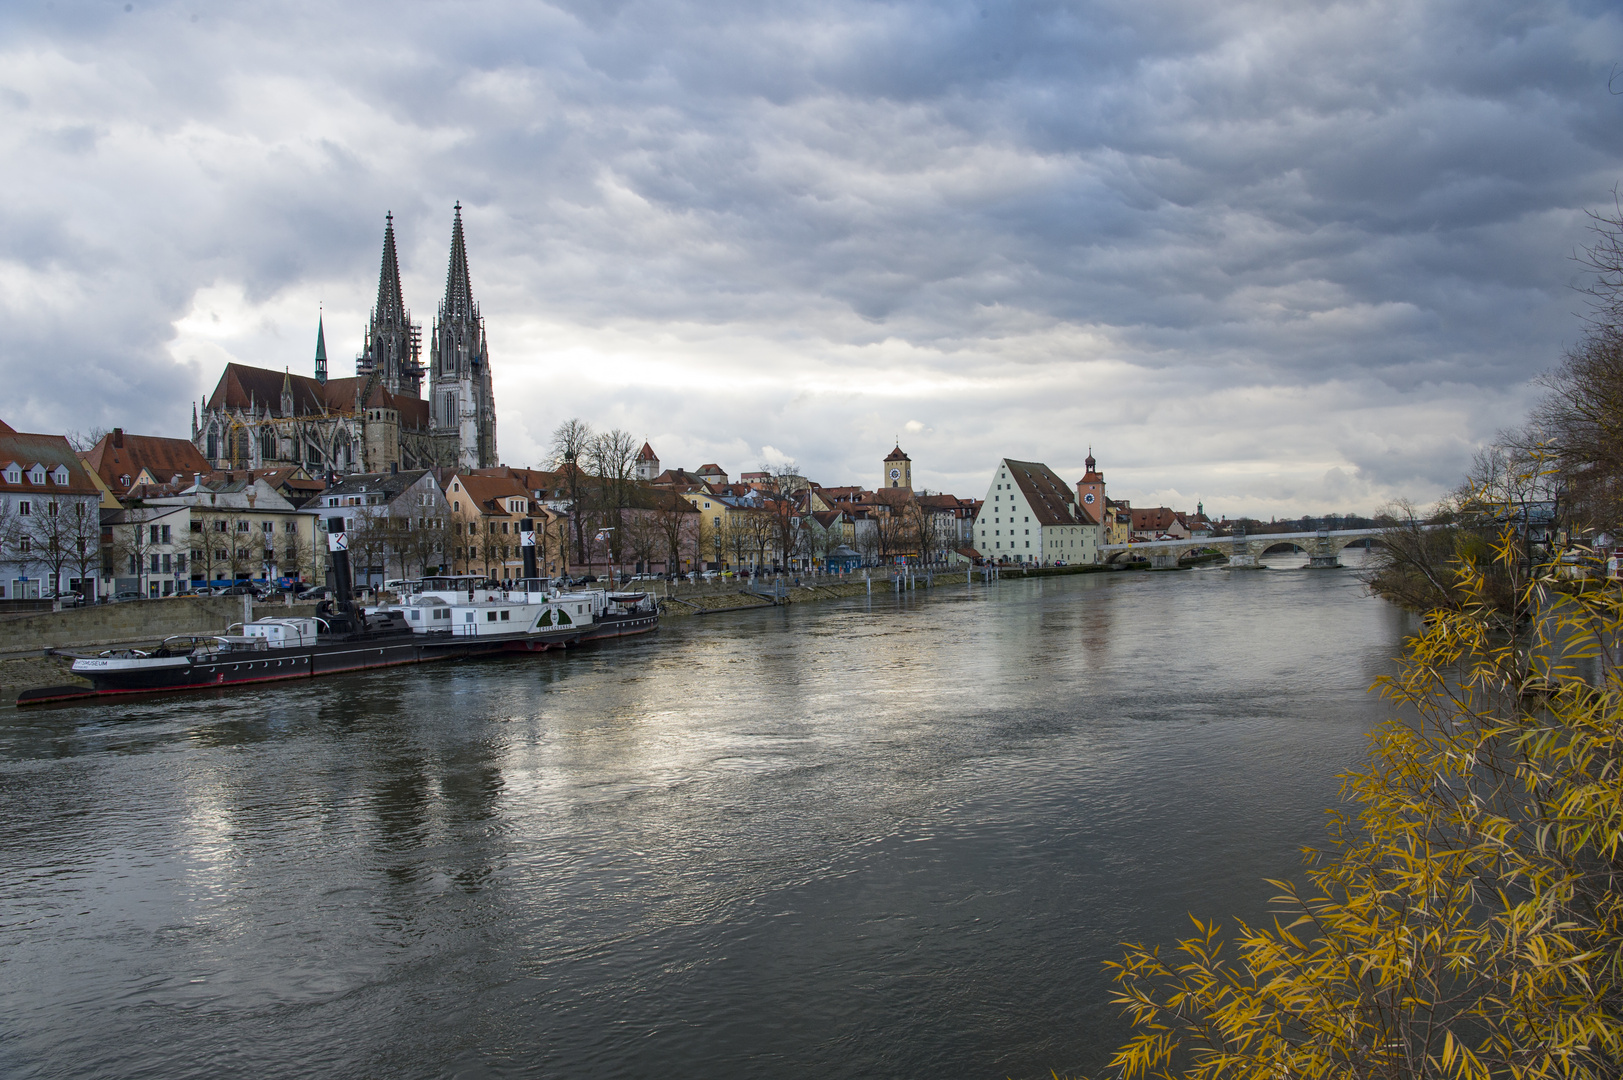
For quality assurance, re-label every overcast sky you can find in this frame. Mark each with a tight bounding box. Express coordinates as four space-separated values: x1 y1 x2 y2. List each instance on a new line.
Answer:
3 0 1620 515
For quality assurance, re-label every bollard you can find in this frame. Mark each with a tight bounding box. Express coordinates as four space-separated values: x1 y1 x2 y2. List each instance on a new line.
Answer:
242 594 252 626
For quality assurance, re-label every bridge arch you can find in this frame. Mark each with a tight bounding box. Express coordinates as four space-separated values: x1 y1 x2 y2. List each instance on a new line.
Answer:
1260 541 1306 555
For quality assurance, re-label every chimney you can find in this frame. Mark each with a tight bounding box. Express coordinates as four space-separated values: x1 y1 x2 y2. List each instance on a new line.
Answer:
112 428 123 449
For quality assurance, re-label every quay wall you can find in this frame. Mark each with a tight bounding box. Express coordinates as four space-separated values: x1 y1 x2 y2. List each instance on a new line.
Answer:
654 564 1124 618
0 597 322 656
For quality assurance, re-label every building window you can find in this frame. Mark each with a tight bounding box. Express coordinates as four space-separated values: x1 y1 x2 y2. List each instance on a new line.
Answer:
18 501 29 516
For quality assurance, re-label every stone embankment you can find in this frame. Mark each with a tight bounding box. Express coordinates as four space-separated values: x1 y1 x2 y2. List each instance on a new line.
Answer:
653 563 1120 618
0 596 321 705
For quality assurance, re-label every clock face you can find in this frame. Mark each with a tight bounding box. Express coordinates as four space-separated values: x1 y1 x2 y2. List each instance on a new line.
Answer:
1083 493 1094 503
889 469 900 480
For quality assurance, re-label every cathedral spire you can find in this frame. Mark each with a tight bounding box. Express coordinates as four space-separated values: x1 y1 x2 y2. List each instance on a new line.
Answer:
314 312 327 384
375 211 406 327
428 202 497 469
356 211 423 397
444 201 474 319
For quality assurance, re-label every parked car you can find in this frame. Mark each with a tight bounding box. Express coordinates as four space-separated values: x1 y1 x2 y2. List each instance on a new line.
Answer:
218 584 256 597
112 591 143 603
296 587 332 602
43 590 83 607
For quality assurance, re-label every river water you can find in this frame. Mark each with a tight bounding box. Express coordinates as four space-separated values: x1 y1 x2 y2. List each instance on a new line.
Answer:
1 558 1412 1079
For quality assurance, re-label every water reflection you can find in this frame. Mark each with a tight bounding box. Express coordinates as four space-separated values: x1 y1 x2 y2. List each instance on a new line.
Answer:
0 567 1413 1080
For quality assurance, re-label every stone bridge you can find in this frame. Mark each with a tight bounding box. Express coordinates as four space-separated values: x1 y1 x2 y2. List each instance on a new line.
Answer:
1100 528 1385 569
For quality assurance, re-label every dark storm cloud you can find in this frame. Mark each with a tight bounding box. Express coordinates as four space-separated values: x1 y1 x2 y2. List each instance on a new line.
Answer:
0 0 1619 510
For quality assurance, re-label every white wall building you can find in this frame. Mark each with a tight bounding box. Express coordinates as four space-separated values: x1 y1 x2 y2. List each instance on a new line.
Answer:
0 428 106 600
974 458 1101 564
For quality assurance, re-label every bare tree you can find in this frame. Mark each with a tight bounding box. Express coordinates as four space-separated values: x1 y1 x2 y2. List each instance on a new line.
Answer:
739 505 773 569
343 504 388 588
109 510 157 596
64 427 109 454
548 418 594 565
191 510 228 587
1577 190 1623 333
650 492 697 576
760 462 805 572
279 523 320 588
64 500 102 599
588 428 638 569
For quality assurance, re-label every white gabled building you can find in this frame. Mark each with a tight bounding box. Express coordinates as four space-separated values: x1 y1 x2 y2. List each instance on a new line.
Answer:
974 458 1102 565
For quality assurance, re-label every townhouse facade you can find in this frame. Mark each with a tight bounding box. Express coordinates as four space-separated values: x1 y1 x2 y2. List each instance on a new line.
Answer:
143 477 323 593
316 470 454 586
0 425 105 600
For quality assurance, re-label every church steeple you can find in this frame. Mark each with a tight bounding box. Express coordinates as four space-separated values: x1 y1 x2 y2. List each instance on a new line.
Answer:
375 212 406 327
314 313 327 384
428 202 498 469
444 202 474 320
356 211 423 397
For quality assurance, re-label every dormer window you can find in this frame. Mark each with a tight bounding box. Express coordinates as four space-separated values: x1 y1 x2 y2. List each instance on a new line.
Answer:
28 465 45 485
3 465 18 484
52 466 69 485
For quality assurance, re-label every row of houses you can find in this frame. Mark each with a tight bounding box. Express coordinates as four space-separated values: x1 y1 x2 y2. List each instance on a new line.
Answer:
0 412 1216 600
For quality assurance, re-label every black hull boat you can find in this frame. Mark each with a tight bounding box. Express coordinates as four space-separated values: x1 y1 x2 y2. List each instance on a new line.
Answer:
16 527 659 708
580 595 660 641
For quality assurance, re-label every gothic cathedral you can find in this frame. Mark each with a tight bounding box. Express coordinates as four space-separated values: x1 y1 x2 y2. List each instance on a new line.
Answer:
193 208 499 475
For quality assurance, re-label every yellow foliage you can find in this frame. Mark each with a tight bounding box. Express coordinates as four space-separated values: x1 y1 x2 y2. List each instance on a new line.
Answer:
1100 492 1623 1080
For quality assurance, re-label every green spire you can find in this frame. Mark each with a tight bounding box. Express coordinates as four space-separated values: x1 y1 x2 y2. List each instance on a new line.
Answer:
315 313 328 384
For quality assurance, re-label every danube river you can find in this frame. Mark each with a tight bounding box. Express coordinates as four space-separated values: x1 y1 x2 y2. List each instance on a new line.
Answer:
1 558 1412 1079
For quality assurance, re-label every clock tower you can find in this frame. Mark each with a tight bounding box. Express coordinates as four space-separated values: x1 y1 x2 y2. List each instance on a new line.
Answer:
1076 448 1105 522
884 444 912 489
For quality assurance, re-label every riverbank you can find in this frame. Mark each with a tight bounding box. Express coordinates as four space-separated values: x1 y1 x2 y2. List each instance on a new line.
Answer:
654 563 1126 617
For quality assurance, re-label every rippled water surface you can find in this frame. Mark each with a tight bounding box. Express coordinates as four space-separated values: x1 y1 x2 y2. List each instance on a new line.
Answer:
1 560 1413 1079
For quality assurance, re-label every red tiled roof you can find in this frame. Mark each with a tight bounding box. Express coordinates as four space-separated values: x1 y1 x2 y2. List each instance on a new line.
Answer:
447 472 530 514
1004 459 1090 527
85 429 211 494
0 432 102 497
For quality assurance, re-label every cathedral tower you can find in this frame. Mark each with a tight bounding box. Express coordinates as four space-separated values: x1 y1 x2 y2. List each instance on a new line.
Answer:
356 213 423 397
428 203 498 469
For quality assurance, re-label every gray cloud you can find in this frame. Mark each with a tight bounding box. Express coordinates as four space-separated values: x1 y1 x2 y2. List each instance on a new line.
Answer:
0 0 1620 512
